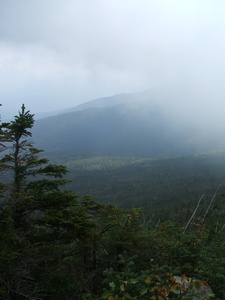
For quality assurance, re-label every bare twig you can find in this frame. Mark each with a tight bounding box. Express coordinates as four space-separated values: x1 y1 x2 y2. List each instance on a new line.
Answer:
220 224 225 231
154 219 161 231
183 194 205 234
200 184 221 229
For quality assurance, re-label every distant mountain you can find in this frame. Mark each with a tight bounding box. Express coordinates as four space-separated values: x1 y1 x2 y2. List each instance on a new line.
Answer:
33 90 153 119
32 90 223 157
63 90 154 112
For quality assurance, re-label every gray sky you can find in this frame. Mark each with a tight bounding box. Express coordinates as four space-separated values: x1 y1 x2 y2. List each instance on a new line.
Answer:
1 0 225 121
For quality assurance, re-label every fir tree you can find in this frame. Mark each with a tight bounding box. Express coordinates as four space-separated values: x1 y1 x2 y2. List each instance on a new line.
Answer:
0 105 101 299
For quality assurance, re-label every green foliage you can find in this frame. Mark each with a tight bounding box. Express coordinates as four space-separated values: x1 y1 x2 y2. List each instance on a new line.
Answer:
0 105 104 299
45 151 225 222
0 105 69 195
0 105 224 299
99 254 186 300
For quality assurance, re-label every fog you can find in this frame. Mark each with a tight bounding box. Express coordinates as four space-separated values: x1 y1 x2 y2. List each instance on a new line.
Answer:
1 0 225 140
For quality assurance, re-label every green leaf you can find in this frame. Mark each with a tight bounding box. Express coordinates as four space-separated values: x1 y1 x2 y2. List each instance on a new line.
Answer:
140 288 148 295
120 284 125 292
109 282 116 289
206 293 215 297
123 292 132 299
130 279 139 284
101 290 113 299
172 289 182 294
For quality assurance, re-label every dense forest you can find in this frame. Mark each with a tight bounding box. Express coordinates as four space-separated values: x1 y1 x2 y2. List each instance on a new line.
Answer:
44 151 225 223
0 106 225 299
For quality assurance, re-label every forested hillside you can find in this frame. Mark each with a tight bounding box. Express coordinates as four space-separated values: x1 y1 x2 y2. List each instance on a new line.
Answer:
32 104 193 156
0 106 225 299
45 151 225 222
32 91 224 157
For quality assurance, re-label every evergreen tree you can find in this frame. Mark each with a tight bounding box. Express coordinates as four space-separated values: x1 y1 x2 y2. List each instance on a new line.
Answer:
0 104 67 196
0 105 102 299
0 105 223 299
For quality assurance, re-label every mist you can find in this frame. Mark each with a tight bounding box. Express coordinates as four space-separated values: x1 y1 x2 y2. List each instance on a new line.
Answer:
1 0 225 145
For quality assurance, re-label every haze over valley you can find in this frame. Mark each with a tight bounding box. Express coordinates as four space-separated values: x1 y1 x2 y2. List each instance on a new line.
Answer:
1 0 225 214
32 88 225 157
1 2 225 298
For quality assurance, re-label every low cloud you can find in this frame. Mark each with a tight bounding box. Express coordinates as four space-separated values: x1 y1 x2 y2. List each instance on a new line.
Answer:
0 0 225 132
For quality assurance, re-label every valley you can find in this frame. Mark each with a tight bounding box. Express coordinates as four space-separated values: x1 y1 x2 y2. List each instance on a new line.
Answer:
32 90 225 224
44 151 225 223
1 100 225 299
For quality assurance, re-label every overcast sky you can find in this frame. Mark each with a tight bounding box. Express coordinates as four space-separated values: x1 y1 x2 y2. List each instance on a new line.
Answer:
1 0 225 121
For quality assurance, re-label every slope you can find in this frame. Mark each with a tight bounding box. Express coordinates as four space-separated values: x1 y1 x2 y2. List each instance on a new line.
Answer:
32 101 201 157
45 151 225 222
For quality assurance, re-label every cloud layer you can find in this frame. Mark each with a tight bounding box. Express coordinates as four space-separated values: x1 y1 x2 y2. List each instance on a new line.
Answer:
1 0 225 125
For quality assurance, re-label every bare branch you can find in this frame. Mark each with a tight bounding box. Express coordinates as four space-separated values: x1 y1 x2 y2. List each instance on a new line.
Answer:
183 194 205 234
200 184 221 229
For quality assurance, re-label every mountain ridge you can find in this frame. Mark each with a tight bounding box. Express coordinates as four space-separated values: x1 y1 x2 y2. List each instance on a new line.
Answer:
32 90 225 157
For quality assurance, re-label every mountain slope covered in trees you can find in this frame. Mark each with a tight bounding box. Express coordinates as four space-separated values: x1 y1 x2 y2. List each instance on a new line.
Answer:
45 151 225 222
32 90 223 157
1 105 225 299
